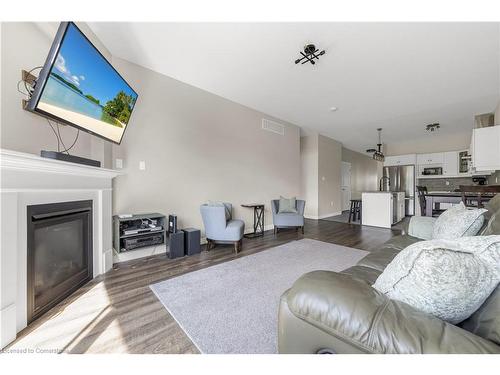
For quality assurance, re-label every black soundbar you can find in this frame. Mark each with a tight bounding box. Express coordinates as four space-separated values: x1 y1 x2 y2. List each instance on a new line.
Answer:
41 150 101 167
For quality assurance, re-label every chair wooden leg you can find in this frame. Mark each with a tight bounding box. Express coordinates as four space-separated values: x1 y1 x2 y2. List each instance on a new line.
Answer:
234 240 242 254
301 226 304 234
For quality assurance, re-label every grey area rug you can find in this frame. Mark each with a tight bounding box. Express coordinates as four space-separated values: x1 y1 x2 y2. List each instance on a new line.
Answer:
150 238 368 354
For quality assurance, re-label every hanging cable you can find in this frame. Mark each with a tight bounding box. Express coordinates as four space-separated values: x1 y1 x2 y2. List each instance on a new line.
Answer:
18 66 79 154
45 118 61 152
57 122 80 154
62 129 80 154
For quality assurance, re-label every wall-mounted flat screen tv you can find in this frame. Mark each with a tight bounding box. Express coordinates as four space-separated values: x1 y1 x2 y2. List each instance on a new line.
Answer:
27 22 138 145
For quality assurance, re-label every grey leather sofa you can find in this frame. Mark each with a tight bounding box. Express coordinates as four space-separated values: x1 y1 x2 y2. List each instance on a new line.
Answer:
271 199 306 234
278 197 500 354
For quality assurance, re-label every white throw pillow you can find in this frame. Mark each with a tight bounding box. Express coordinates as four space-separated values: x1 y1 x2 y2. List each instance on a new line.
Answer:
373 236 500 324
432 202 486 239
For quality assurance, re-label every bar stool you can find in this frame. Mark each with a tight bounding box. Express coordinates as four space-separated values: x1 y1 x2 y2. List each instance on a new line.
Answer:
348 199 362 223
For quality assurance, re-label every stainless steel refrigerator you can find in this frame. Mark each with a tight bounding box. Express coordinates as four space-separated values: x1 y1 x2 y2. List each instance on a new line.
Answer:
382 165 415 216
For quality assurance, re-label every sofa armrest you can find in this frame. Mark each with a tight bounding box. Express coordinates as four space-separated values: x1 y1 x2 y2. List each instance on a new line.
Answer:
407 216 436 240
282 271 500 354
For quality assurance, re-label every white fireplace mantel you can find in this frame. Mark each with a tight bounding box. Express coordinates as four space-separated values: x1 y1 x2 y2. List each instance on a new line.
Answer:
0 148 122 348
0 148 121 180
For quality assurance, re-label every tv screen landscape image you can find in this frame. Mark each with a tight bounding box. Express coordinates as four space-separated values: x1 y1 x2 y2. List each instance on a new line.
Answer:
29 22 138 144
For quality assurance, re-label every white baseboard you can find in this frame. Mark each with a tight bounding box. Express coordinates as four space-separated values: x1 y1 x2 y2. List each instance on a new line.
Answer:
305 212 342 220
103 248 114 273
200 224 275 244
245 224 275 235
0 303 16 349
113 244 166 263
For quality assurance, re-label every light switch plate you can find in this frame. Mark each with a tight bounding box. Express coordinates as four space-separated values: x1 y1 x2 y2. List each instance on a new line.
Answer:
139 161 146 170
115 158 123 169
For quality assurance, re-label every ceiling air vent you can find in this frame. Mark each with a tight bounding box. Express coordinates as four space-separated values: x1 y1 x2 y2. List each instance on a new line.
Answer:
262 119 285 136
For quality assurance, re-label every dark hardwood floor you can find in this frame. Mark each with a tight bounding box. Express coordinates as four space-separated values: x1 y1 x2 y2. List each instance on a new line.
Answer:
9 219 400 353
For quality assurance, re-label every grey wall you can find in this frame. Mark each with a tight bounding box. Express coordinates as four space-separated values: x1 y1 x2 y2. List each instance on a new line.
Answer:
342 147 382 199
110 57 301 235
300 133 342 218
0 22 112 166
318 134 342 217
300 135 319 218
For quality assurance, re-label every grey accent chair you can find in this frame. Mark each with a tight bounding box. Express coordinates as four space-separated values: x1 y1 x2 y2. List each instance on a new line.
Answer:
271 199 306 234
200 203 245 253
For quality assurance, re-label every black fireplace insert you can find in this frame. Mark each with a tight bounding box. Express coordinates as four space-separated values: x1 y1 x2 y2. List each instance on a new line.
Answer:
27 200 93 323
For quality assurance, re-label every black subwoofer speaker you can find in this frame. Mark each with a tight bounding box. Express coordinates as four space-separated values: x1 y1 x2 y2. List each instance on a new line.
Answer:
182 228 201 256
168 231 184 259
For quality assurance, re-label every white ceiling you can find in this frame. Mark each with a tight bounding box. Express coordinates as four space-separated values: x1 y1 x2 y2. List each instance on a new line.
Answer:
89 22 500 153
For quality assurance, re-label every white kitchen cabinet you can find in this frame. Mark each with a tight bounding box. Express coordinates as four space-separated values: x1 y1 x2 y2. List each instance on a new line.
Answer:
383 154 416 166
472 126 500 171
417 152 444 165
443 151 458 176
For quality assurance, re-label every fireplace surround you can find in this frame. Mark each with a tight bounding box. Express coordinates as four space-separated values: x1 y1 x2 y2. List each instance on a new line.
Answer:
0 149 120 348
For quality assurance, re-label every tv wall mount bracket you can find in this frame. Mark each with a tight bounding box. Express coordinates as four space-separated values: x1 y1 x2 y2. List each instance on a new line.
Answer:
21 69 37 110
20 69 66 126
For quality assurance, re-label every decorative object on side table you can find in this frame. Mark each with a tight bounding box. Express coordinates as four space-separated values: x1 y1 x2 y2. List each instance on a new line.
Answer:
241 203 265 238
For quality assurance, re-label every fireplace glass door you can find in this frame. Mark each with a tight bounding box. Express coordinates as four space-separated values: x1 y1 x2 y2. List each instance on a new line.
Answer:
27 200 93 323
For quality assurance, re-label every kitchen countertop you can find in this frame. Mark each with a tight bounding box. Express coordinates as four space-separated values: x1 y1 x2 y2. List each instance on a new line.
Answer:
362 191 404 194
426 191 496 197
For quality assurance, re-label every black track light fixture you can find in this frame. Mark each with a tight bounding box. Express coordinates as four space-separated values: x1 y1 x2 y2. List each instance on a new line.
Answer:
294 44 326 65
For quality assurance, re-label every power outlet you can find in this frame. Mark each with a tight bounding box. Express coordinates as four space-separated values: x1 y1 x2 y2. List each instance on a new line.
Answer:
115 158 123 169
139 161 146 170
330 201 334 207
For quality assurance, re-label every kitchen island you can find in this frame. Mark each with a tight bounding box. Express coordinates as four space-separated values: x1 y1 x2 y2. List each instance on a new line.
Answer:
361 191 405 228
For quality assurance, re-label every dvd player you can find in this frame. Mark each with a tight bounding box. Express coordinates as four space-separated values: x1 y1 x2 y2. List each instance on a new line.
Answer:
123 226 163 236
122 233 164 251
